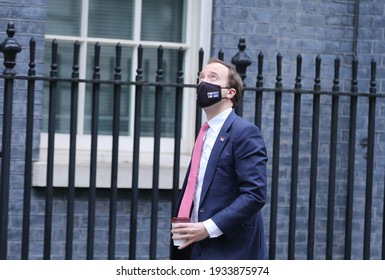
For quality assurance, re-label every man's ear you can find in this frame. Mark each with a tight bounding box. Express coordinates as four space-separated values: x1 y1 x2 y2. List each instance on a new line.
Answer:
227 88 236 98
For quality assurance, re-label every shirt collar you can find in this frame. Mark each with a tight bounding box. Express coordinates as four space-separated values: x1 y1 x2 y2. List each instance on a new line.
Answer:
207 108 232 133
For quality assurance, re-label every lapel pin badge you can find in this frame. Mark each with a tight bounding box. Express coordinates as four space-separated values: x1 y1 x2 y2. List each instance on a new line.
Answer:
220 136 225 142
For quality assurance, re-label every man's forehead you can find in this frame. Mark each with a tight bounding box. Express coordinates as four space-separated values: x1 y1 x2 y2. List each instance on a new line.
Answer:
203 62 229 75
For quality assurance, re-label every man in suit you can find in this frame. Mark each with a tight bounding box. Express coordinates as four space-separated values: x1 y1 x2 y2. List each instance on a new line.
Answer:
171 58 268 260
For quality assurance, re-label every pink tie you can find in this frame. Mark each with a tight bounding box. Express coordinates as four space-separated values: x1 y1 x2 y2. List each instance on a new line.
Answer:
178 122 210 218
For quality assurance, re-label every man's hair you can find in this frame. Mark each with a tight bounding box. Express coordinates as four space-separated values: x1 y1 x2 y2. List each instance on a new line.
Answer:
207 57 244 108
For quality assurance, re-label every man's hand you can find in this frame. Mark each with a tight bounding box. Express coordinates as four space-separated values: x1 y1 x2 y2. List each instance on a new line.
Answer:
171 222 209 250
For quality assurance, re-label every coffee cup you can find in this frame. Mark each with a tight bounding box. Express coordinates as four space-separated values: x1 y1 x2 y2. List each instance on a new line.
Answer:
171 217 190 246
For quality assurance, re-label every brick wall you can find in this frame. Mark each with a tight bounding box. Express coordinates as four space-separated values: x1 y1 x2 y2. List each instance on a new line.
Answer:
211 0 385 259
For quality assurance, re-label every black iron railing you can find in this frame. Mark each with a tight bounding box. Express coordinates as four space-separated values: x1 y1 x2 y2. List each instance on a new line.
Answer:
1 22 385 260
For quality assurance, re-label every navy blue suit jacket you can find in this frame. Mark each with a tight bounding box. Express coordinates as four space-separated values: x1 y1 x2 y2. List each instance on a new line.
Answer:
172 110 268 260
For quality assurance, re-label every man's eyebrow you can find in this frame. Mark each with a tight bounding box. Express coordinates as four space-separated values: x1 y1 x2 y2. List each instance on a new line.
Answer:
207 71 220 78
199 70 220 79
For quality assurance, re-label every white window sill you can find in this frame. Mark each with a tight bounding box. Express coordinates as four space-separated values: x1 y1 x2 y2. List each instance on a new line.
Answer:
32 149 190 190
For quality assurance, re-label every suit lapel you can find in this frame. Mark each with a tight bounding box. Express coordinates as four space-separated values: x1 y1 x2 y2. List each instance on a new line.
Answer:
199 111 237 205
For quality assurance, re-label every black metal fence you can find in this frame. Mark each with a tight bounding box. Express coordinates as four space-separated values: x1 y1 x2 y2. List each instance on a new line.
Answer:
1 22 385 260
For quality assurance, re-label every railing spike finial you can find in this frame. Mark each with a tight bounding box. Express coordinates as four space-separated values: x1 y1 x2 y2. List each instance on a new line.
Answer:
0 22 22 75
231 38 252 82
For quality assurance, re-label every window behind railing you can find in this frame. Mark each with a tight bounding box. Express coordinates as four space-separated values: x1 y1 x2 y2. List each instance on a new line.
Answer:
44 0 187 137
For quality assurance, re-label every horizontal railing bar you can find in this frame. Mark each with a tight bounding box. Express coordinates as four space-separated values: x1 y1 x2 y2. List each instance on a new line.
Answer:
4 75 385 97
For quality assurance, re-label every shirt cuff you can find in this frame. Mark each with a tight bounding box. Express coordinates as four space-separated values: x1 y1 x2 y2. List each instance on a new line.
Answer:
203 219 223 238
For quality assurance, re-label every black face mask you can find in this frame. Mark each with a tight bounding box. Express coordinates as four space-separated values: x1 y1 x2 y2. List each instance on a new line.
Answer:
196 82 224 108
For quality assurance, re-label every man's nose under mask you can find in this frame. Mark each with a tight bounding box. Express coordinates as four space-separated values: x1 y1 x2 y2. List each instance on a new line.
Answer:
196 82 226 108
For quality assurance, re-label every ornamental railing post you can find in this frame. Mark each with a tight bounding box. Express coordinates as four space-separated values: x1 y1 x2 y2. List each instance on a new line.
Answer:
0 22 22 260
231 38 251 116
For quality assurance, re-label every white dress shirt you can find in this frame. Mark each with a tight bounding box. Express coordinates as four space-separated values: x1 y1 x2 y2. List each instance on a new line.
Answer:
190 108 232 238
